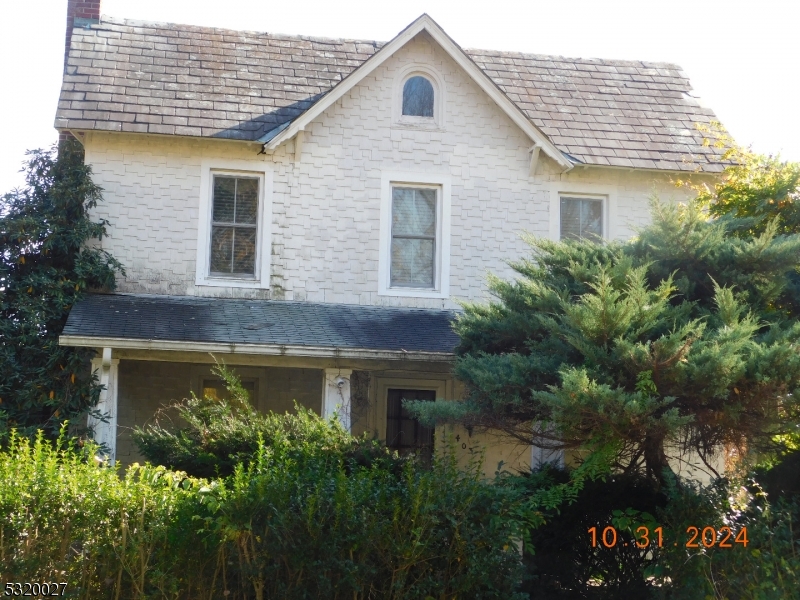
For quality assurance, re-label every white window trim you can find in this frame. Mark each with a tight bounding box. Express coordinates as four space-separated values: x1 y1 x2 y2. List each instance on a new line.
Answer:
548 182 617 241
392 63 446 130
379 171 451 299
374 376 451 444
196 159 273 289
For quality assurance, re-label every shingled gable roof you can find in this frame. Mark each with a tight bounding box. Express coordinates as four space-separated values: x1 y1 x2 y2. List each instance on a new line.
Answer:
259 15 570 169
55 14 725 172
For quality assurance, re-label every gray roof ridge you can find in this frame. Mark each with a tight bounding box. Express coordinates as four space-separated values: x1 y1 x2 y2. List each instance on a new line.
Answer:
98 14 387 48
97 14 680 73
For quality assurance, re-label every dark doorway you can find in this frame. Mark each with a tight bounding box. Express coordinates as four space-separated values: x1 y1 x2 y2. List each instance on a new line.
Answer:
386 388 435 464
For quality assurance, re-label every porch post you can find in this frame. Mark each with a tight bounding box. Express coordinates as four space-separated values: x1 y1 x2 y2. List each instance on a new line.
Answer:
89 348 120 463
322 368 353 432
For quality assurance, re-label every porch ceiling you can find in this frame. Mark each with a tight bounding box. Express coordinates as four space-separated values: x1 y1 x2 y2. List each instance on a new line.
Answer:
59 293 460 360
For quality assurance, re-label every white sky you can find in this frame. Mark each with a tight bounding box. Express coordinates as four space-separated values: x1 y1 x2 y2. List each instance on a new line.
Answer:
1 0 798 194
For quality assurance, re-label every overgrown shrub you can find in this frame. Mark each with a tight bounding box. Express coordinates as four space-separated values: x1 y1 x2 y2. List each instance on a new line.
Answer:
0 420 526 598
0 430 209 596
657 477 800 600
518 465 667 599
754 449 800 501
513 465 800 600
132 363 408 479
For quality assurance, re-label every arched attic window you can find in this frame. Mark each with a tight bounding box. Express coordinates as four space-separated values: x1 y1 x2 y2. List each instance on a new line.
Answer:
402 76 434 117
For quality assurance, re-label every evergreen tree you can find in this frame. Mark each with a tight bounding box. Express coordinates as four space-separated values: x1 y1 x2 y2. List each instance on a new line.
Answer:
0 139 123 439
410 201 800 485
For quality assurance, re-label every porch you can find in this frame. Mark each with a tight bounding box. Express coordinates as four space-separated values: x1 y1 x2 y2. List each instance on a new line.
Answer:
59 293 467 465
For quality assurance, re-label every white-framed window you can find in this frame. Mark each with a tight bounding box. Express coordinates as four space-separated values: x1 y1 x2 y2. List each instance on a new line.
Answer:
560 196 603 241
195 159 272 289
379 172 451 299
548 184 616 242
209 175 260 276
393 65 445 129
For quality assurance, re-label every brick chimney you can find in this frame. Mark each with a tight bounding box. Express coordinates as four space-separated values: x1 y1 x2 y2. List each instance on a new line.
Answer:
65 0 101 70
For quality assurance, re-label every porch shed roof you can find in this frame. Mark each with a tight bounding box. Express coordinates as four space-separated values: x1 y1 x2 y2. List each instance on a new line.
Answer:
60 293 460 358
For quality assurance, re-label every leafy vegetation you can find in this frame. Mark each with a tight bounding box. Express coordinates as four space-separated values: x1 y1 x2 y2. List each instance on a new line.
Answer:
691 127 800 238
132 363 409 479
0 139 123 439
409 200 800 487
1 417 527 598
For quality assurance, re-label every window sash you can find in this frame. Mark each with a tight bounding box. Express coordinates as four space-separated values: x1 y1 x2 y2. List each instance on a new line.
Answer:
560 196 603 241
209 175 260 277
390 187 437 288
402 76 435 117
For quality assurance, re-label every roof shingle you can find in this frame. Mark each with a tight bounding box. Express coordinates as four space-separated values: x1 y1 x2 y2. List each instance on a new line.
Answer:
62 293 460 355
55 16 725 172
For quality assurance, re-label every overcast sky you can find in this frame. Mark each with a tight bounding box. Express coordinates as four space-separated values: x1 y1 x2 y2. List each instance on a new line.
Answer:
1 0 797 194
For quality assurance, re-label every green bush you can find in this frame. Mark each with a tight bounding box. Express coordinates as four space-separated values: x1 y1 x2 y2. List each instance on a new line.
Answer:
657 477 800 600
0 421 526 598
519 466 667 599
512 466 800 600
0 430 210 596
132 363 408 479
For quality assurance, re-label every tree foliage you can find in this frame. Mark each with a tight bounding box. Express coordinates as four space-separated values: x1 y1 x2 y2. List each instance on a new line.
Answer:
687 128 800 238
410 200 800 485
686 132 800 317
0 139 123 438
132 363 413 479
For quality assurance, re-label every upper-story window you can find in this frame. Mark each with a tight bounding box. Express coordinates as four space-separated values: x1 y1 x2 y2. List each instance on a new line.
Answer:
195 162 271 290
402 76 434 117
379 172 450 299
210 175 260 277
560 196 603 241
391 186 438 288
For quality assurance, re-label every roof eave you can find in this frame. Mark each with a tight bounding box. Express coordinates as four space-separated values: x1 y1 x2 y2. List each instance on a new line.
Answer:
58 334 455 362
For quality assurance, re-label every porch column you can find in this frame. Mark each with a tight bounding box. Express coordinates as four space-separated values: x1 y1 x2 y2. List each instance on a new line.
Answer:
88 348 120 463
322 368 353 432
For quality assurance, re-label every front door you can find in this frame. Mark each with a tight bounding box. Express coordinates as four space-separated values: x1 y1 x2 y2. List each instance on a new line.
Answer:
386 388 435 463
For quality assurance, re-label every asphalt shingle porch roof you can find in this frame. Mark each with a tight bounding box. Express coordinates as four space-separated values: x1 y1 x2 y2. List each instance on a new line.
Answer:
61 293 460 355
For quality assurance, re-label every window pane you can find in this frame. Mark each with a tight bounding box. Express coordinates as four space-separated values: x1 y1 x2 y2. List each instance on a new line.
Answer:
391 237 434 287
561 197 603 241
210 226 233 273
235 178 259 224
392 188 436 236
232 227 256 274
581 199 603 240
402 76 434 117
210 175 259 277
213 177 236 222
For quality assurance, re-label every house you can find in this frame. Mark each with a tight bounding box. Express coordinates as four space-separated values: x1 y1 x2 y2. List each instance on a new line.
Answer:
55 0 725 471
